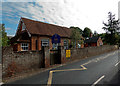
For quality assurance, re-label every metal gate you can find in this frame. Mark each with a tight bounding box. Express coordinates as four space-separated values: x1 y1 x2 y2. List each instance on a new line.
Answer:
40 46 45 68
50 46 61 65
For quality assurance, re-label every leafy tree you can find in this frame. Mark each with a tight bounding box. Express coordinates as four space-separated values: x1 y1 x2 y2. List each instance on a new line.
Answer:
102 12 120 45
70 26 83 35
0 24 9 47
70 26 83 48
83 27 92 38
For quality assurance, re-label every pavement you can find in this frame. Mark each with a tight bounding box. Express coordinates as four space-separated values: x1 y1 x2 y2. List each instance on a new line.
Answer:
3 50 120 86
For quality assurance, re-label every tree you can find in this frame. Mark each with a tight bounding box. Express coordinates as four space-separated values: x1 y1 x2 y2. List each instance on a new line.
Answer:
70 26 83 48
70 26 83 35
83 27 92 38
102 12 120 45
0 24 9 47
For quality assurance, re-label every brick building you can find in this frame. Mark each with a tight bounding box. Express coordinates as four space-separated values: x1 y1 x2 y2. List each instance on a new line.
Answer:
84 36 103 47
11 17 71 51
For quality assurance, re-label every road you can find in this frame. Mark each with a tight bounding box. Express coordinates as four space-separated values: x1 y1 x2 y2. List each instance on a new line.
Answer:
5 50 120 85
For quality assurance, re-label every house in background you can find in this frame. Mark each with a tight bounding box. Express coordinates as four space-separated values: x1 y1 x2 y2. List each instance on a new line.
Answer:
84 36 103 47
11 17 71 51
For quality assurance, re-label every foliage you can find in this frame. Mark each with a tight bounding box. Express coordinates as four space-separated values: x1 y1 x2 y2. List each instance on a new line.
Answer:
70 26 82 40
102 12 120 45
103 12 120 34
0 24 9 47
70 26 83 48
83 27 92 38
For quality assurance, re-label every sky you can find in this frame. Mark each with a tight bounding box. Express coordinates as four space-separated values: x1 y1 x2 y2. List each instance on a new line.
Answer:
1 0 120 36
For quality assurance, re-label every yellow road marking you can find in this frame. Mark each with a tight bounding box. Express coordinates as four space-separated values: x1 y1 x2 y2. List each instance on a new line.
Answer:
47 50 118 86
81 65 87 70
53 68 84 72
47 65 87 86
47 71 53 85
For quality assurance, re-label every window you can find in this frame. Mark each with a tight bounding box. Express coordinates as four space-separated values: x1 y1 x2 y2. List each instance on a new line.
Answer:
52 43 58 50
36 40 38 50
22 23 26 31
41 39 49 46
21 43 29 51
64 40 68 49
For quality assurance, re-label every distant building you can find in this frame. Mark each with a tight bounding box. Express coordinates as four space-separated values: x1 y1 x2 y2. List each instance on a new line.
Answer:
84 36 103 47
11 17 71 51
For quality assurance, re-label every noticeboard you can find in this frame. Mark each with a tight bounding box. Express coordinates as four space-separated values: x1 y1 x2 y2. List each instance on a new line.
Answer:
66 49 71 58
52 34 61 44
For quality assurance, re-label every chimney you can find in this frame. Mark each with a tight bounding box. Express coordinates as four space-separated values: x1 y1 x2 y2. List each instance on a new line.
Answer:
90 32 93 37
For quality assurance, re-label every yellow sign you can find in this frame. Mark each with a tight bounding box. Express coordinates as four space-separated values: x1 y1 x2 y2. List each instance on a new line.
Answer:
66 49 71 58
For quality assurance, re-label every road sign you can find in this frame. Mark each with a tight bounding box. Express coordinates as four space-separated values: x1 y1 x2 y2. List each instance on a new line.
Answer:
66 49 71 58
52 34 61 44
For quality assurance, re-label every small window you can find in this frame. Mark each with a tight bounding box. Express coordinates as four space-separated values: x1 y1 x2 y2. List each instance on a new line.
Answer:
52 43 58 50
64 40 68 49
41 39 49 46
22 23 26 31
36 40 38 50
21 43 29 51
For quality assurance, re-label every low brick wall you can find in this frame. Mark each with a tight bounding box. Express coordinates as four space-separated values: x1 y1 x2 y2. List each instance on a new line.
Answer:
2 46 43 77
61 45 118 63
2 45 118 77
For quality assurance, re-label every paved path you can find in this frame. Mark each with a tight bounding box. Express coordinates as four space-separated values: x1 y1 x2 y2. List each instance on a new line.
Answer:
5 50 120 85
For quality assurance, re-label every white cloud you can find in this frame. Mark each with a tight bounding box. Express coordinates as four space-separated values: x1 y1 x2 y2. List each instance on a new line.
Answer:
2 0 120 34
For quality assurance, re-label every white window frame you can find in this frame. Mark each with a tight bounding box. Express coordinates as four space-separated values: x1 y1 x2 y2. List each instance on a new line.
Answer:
52 43 58 50
64 40 68 49
41 39 49 46
21 43 29 51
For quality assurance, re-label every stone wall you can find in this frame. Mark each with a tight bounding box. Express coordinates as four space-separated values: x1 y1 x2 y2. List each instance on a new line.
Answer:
2 45 118 77
2 46 43 77
61 45 118 63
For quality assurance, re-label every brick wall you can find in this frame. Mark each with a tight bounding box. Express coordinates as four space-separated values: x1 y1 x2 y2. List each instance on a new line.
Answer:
2 45 118 77
61 45 118 63
2 46 43 77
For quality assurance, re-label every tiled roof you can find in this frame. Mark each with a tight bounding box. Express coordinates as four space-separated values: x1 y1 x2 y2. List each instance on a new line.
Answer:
21 17 71 38
84 36 99 43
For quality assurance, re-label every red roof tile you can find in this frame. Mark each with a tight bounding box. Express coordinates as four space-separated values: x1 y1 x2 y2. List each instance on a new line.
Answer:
21 17 71 38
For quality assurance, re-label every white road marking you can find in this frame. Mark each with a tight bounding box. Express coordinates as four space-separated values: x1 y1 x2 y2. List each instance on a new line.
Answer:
115 61 120 66
91 75 105 86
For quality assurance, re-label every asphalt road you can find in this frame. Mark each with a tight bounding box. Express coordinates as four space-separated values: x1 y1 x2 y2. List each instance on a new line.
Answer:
5 50 120 85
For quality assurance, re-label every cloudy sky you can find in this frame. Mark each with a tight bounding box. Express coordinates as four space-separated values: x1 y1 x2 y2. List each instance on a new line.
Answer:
1 0 120 36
